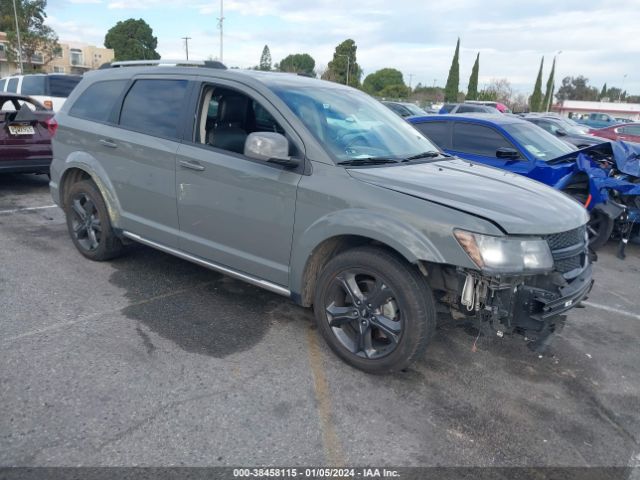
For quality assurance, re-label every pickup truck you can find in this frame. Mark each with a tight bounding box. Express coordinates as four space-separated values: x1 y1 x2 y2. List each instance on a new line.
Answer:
572 112 621 129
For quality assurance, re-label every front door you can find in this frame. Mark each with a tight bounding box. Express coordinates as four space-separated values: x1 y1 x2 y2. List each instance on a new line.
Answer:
175 82 304 287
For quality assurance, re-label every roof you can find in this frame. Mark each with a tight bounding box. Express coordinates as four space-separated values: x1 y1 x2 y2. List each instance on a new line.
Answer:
408 113 525 125
84 65 350 91
558 100 640 114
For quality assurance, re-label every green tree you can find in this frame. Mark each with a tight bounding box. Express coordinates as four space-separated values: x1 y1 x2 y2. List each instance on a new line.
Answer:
362 68 406 96
378 84 410 99
104 18 160 61
599 83 607 100
259 45 272 71
529 56 544 112
556 76 599 101
278 53 315 76
466 52 479 100
0 0 60 71
325 39 361 87
444 38 460 103
542 56 556 111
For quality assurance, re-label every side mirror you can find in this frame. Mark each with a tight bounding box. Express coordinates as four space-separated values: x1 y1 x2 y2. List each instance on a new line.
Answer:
496 147 520 159
556 128 568 137
244 132 300 168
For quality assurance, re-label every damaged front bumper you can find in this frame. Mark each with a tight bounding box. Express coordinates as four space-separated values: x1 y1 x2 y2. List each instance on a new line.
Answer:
455 263 594 342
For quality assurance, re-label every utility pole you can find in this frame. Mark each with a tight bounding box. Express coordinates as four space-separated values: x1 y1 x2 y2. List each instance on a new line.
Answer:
217 0 224 62
182 36 191 60
408 74 414 90
11 0 24 74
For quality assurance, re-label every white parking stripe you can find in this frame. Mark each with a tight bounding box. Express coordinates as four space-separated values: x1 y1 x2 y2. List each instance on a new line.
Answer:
583 301 640 320
0 204 58 214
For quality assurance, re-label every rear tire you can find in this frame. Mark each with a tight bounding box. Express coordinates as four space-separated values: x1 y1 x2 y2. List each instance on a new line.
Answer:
313 246 435 373
64 180 123 261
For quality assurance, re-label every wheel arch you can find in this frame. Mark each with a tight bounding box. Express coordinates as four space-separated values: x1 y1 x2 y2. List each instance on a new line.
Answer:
58 156 122 227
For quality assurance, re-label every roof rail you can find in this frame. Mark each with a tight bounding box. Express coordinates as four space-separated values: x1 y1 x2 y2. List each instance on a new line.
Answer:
101 59 227 70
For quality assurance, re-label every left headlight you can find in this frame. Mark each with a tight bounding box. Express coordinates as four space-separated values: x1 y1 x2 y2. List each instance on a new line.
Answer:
454 230 554 273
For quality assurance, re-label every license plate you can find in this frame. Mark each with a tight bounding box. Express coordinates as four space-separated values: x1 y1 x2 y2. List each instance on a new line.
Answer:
8 125 35 135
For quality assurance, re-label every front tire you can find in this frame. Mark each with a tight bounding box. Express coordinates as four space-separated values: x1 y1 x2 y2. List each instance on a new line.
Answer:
313 247 435 373
566 188 614 250
64 180 123 261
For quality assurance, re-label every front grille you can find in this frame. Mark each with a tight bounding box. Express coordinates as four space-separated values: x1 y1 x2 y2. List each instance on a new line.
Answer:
545 226 588 278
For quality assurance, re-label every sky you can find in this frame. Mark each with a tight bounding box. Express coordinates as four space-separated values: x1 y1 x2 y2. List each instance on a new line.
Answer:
45 0 640 95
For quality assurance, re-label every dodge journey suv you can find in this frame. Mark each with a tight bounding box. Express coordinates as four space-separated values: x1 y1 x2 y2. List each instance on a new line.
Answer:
50 60 594 373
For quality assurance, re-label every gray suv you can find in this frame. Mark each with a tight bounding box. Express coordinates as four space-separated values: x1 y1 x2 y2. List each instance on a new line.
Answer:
50 61 594 373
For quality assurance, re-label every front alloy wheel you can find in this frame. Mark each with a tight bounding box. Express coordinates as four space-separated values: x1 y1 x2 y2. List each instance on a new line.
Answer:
325 271 402 359
314 247 436 373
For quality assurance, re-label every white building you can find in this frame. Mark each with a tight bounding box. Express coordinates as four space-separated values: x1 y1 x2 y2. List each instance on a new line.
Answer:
554 100 640 122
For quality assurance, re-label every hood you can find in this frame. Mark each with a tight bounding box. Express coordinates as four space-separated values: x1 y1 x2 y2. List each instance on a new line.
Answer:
552 140 640 177
347 158 588 235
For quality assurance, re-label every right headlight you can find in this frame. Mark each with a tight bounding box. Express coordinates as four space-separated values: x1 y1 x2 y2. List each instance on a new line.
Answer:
454 230 554 273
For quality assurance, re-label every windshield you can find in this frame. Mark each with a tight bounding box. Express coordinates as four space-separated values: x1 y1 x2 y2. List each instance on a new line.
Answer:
272 86 439 162
557 118 591 134
503 122 574 160
403 103 427 116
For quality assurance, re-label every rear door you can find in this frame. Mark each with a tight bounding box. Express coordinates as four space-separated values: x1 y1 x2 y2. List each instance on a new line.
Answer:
449 121 532 175
105 76 191 247
175 79 304 286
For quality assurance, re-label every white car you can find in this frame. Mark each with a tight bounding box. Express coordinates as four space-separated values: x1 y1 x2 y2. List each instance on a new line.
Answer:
0 73 82 111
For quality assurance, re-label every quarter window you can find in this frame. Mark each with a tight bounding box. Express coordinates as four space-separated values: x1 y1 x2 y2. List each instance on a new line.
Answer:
69 79 128 123
621 125 640 135
452 123 514 157
119 79 189 139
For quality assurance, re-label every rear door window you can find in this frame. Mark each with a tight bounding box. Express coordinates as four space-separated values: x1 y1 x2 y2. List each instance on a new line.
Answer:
20 76 46 95
621 125 640 135
69 80 128 123
452 122 513 156
48 75 82 97
119 79 189 139
414 121 450 149
7 78 18 93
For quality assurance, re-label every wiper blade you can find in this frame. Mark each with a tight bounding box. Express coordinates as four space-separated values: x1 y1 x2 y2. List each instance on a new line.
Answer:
337 157 400 166
403 151 446 161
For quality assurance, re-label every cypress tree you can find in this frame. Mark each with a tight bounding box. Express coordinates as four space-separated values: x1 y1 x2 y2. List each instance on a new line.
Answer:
529 56 544 112
542 57 556 111
466 52 479 101
599 83 607 100
444 38 460 103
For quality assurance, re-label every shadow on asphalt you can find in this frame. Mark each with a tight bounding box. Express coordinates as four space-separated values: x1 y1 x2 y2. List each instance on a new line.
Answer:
0 173 49 195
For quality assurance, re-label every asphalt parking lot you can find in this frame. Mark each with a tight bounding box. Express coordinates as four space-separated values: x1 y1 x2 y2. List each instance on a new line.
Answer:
1 173 639 468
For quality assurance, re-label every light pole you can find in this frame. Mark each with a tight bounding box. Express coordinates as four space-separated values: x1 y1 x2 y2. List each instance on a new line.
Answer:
336 54 350 85
619 74 627 102
408 73 414 90
217 0 224 62
11 0 24 74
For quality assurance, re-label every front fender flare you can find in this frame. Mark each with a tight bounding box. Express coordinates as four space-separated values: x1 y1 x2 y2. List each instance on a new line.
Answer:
289 209 451 298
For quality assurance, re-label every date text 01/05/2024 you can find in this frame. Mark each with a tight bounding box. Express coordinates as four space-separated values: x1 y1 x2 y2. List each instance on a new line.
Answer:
232 468 400 478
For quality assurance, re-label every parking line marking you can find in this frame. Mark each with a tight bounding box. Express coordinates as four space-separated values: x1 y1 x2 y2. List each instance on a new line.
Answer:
583 301 640 320
2 281 216 346
0 204 58 214
306 328 345 467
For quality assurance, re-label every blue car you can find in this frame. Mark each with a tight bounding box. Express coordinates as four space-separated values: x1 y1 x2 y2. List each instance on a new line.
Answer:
409 114 640 252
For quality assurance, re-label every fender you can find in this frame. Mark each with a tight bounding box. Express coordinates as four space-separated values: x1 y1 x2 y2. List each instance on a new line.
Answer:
288 208 480 297
53 151 123 228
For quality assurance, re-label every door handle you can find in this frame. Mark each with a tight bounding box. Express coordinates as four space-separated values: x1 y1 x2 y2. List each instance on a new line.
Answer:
99 139 118 148
179 160 205 171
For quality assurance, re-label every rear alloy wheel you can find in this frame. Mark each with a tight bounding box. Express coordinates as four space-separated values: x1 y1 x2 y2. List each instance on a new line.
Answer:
64 180 123 261
314 247 435 373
